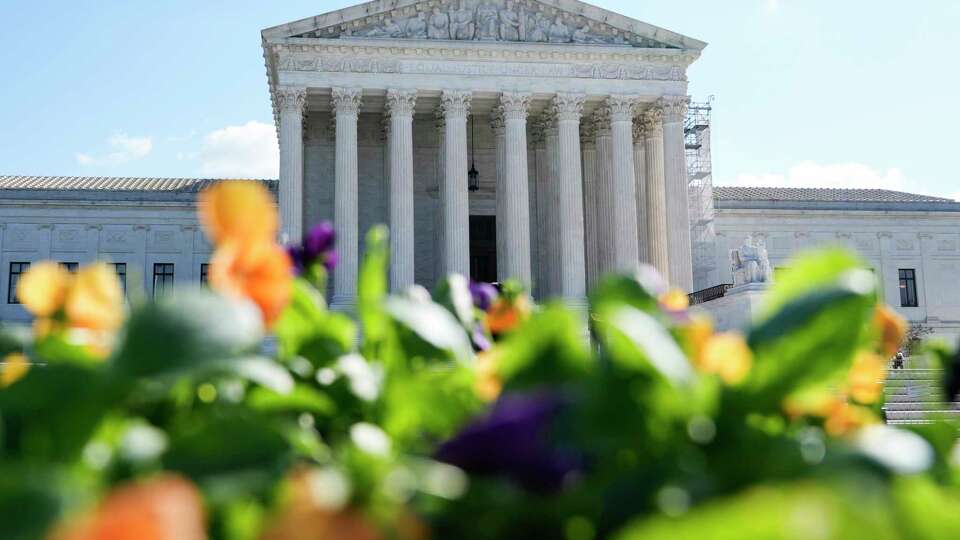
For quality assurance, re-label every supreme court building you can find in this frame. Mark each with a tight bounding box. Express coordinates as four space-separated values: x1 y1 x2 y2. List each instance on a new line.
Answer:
262 0 706 310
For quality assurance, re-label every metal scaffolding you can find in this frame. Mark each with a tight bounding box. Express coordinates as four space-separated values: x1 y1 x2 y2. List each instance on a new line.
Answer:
686 97 717 291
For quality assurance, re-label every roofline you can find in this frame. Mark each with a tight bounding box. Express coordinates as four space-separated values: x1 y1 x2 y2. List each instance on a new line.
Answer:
715 200 960 213
261 0 707 51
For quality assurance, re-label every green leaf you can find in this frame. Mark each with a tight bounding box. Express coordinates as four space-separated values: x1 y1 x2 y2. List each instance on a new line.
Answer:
756 248 866 320
600 305 694 386
232 357 294 394
358 226 390 356
434 274 475 329
274 279 355 366
111 288 264 379
0 324 29 358
384 297 473 363
0 465 91 540
247 384 336 416
496 304 592 390
589 275 660 316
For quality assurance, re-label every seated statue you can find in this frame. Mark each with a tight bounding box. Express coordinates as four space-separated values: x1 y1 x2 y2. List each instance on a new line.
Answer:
730 236 773 286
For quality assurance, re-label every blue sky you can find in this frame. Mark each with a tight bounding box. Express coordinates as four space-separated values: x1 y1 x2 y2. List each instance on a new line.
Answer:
1 0 957 200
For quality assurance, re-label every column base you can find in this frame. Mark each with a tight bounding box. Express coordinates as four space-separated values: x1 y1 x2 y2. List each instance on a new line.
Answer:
329 295 357 315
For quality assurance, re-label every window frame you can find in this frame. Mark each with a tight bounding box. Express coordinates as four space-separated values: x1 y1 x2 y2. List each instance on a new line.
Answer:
898 268 919 308
152 263 175 297
60 262 79 273
200 263 209 285
113 262 128 295
7 262 29 304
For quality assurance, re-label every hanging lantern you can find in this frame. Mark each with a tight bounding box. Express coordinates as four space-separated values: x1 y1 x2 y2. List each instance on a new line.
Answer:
468 115 480 192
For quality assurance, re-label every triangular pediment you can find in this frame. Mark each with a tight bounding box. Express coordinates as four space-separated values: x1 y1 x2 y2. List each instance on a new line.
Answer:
262 0 706 51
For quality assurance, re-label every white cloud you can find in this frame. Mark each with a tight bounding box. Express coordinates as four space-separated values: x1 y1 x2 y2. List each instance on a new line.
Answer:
764 0 780 12
75 132 153 166
950 192 960 202
195 121 278 179
727 161 907 190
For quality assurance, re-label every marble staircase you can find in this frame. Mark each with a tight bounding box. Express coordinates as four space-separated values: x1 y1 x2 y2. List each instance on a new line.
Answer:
883 367 960 425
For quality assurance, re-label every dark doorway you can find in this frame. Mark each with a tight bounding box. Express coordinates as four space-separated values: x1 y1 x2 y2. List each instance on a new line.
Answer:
469 215 497 283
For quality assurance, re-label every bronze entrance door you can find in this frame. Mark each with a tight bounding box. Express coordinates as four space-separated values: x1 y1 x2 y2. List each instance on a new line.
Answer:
469 215 497 284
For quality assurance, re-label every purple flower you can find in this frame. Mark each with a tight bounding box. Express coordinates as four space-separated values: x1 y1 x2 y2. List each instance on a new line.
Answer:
322 249 339 272
286 245 305 275
436 391 581 492
472 324 492 352
303 222 336 261
469 281 498 311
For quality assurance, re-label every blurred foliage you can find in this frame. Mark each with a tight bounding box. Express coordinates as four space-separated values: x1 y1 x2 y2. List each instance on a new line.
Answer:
1 230 959 540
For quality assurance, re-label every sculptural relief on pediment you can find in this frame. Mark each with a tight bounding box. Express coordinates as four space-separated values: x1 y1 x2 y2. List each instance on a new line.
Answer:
293 0 675 49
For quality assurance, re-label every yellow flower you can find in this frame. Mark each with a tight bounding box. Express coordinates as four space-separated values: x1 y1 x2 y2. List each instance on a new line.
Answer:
659 288 690 312
847 351 886 404
684 314 714 363
199 180 278 246
1 353 30 388
823 399 878 437
474 349 503 402
65 263 125 332
209 240 293 327
17 262 72 317
485 295 532 335
699 332 753 385
874 304 907 357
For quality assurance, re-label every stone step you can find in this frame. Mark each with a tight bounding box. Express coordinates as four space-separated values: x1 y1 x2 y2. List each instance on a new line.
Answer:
886 369 943 381
883 401 960 411
884 410 960 421
884 378 938 386
884 394 947 403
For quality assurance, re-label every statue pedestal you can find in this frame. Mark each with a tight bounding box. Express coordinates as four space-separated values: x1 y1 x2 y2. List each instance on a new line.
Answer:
692 283 768 333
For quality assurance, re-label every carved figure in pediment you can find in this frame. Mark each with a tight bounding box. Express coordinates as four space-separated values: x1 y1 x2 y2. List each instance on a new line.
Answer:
428 7 451 39
548 16 572 43
526 12 550 42
572 22 606 44
356 17 403 38
499 1 522 41
476 0 500 40
406 12 428 39
451 0 477 40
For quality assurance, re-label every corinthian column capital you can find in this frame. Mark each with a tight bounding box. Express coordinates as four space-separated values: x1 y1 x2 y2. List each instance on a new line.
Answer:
551 93 586 122
642 107 664 137
490 108 506 134
580 119 597 144
499 92 532 121
632 117 646 141
602 95 639 123
331 87 363 115
659 95 690 123
440 90 472 119
276 86 307 113
386 89 417 117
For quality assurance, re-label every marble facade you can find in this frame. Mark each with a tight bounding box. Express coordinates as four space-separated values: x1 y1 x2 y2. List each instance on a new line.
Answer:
265 0 706 310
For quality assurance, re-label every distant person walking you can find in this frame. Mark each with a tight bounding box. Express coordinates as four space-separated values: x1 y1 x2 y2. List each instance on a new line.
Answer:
893 351 905 370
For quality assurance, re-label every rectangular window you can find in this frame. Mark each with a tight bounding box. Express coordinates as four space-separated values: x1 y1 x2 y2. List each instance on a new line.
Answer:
60 262 79 273
200 263 209 285
113 263 127 294
153 263 175 296
898 269 918 307
7 262 29 304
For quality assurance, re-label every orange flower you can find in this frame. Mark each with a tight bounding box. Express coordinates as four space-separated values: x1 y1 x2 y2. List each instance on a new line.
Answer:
684 314 714 363
1 353 30 388
874 304 907 357
823 399 878 437
698 332 753 385
209 240 293 327
847 351 886 404
65 263 125 332
474 349 503 401
199 180 278 245
17 262 72 317
47 474 206 540
485 296 531 335
659 288 690 312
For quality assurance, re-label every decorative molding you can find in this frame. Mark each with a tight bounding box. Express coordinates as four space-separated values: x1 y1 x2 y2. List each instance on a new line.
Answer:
550 92 585 122
500 92 532 121
877 232 893 239
918 233 934 240
85 224 103 231
276 49 688 82
276 86 307 112
290 0 676 49
490 108 506 133
385 88 418 117
640 107 663 137
440 90 473 118
331 87 363 115
632 117 646 140
659 95 689 123
601 95 638 122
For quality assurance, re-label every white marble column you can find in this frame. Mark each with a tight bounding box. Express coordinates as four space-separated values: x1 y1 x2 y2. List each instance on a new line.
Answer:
386 89 417 292
439 91 472 277
276 86 307 243
543 112 561 296
331 87 362 312
492 109 507 282
643 107 670 279
434 111 446 281
633 118 649 264
532 122 549 299
552 93 587 308
580 121 600 291
606 95 640 274
498 92 533 285
593 108 615 279
661 96 693 291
